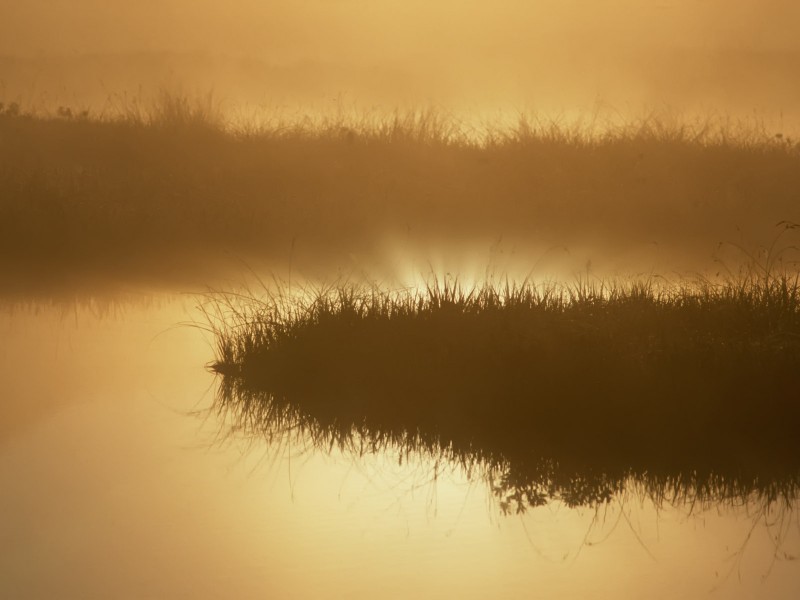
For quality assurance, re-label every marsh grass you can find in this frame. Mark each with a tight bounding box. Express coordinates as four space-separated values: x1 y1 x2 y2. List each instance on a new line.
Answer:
2 94 799 291
204 269 800 513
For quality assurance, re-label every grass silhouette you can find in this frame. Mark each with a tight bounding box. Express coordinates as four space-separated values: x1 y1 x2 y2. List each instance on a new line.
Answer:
206 269 800 513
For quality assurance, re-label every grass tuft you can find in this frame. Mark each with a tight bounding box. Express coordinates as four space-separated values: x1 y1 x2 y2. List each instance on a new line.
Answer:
205 270 800 513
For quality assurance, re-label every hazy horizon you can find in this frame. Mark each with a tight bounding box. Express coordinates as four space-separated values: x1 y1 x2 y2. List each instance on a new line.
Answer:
2 3 800 599
2 1 800 124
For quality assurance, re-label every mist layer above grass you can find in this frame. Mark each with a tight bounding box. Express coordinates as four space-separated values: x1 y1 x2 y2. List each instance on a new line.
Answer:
207 271 800 513
1 95 799 292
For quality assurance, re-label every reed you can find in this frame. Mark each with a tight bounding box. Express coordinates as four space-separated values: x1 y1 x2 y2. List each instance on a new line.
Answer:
205 269 800 513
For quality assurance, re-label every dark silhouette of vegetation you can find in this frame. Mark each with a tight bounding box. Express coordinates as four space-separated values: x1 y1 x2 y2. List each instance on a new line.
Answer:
206 268 800 514
1 94 799 292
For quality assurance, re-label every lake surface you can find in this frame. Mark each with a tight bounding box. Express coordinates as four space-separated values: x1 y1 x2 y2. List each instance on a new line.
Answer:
1 294 798 599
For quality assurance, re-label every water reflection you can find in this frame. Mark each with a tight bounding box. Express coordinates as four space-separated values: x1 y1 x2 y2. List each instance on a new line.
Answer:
212 372 800 516
2 294 798 598
207 366 800 595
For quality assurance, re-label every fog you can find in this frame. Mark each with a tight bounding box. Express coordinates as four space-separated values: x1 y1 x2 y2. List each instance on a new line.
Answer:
3 4 800 599
2 1 800 120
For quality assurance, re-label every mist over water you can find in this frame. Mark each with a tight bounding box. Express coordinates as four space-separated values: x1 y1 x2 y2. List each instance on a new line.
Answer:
2 2 800 598
3 0 800 128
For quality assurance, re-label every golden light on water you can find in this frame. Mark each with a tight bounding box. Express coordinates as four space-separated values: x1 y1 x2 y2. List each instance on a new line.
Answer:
3 299 798 598
2 1 800 598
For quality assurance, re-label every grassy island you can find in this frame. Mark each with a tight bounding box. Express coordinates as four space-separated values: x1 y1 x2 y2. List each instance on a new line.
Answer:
207 271 800 512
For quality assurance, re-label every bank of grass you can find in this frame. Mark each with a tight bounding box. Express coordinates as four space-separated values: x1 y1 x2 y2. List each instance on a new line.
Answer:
1 94 800 291
206 269 800 512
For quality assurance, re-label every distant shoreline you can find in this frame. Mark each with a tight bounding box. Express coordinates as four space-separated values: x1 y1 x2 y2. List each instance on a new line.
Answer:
1 95 798 295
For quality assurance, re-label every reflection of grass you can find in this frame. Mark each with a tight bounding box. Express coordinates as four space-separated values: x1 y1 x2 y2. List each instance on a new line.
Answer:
2 94 799 289
206 270 800 513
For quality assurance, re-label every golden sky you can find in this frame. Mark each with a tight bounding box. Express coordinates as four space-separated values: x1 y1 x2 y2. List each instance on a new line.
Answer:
1 1 798 115
3 1 798 58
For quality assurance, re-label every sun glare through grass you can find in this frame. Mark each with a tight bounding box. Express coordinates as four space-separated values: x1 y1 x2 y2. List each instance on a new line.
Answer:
4 3 800 597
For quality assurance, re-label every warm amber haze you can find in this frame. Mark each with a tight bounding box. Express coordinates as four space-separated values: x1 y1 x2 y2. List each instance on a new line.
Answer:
3 1 800 118
2 1 800 598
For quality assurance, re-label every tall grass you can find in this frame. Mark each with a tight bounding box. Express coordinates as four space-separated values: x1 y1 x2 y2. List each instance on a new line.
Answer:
204 268 800 513
1 93 799 292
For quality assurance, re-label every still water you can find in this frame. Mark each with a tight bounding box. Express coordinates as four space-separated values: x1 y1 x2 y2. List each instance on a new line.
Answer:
1 294 798 599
